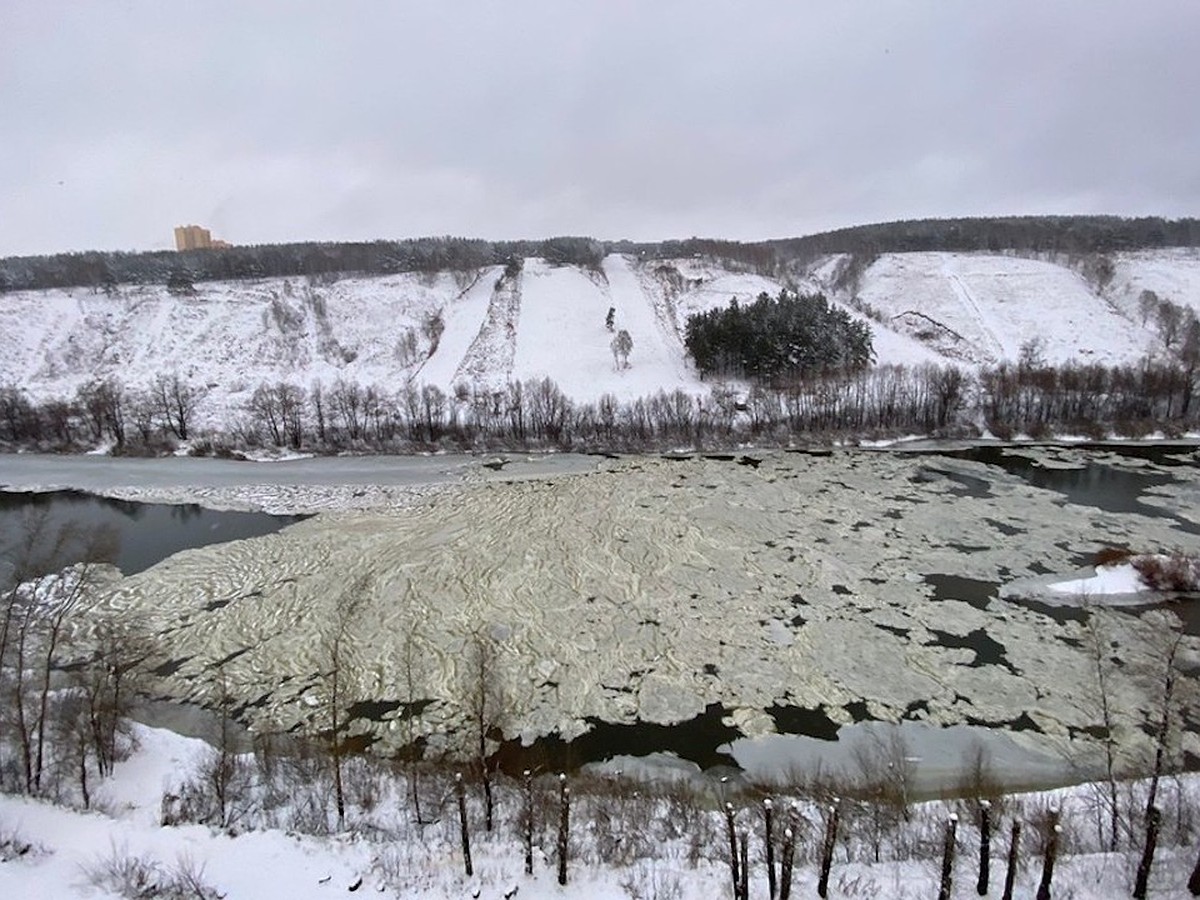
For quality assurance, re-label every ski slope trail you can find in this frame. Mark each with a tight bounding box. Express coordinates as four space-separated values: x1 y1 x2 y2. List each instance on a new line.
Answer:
945 267 1007 364
413 266 499 388
857 252 1155 368
511 258 699 401
604 255 695 387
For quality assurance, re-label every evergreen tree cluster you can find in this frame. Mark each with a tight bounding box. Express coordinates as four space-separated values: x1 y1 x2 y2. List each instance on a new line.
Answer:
684 290 873 381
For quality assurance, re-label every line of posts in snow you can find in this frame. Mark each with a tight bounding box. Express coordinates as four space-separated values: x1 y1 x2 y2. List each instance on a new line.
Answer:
448 769 1200 898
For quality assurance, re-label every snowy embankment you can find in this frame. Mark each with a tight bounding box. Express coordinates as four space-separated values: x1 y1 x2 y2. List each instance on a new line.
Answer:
2 722 1198 899
1 249 1195 433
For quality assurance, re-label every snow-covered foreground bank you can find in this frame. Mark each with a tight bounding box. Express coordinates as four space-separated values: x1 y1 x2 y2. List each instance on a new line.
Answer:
1 723 1198 899
39 445 1198 784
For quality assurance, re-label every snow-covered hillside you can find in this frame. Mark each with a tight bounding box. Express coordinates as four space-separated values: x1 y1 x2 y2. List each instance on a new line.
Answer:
0 250 1194 428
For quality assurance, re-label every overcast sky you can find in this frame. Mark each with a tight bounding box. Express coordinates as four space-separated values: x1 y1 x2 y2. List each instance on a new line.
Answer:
2 1 1198 257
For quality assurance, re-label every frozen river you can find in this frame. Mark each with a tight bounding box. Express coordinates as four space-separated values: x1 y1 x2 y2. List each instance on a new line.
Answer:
3 443 1200 791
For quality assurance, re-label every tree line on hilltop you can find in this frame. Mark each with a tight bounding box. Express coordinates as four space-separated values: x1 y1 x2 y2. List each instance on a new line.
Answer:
2 215 1198 293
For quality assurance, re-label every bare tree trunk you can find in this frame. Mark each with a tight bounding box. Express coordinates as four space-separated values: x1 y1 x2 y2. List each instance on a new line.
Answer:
556 774 570 886
330 646 345 831
763 798 777 899
1133 805 1161 900
401 627 425 825
1086 604 1122 850
1145 629 1181 825
15 597 36 791
77 732 90 809
523 769 534 876
466 630 504 833
456 772 473 877
324 578 369 832
35 564 91 791
938 814 958 900
483 766 494 833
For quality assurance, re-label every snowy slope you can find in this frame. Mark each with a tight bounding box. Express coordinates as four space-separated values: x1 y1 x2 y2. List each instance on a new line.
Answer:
1110 247 1200 317
411 267 500 387
848 252 1156 366
509 258 701 401
0 251 1191 427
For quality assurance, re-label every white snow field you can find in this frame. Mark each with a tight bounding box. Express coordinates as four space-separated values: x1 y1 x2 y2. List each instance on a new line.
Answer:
2 249 1192 431
1111 247 1200 318
849 252 1158 367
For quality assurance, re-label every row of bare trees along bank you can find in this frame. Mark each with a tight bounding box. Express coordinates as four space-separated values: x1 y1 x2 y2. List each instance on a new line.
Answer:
1 357 1198 455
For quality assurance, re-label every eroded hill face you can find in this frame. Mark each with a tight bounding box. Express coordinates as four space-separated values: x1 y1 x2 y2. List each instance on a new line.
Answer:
1 250 1196 426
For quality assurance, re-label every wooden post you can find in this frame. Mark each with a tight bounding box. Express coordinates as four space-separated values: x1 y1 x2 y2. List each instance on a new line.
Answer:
1188 837 1200 895
1002 820 1021 900
725 802 740 899
977 799 991 896
778 826 796 900
523 769 533 876
739 831 749 900
455 772 473 877
556 773 570 886
1035 811 1060 900
764 798 777 899
818 802 839 899
938 814 958 900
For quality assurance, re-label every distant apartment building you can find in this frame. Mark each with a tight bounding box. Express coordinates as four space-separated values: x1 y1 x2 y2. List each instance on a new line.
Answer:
174 224 230 251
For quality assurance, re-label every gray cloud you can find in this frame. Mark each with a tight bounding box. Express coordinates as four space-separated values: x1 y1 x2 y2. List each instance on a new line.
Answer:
2 1 1197 255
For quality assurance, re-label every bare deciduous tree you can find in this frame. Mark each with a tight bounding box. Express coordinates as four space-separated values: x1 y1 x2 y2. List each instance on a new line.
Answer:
318 577 370 830
152 373 197 441
463 628 506 832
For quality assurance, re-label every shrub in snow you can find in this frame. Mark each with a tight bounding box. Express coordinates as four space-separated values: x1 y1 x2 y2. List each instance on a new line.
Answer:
0 825 39 862
85 846 223 900
1133 553 1200 592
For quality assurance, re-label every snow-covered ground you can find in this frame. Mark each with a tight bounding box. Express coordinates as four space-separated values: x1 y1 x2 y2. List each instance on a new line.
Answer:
1110 247 1200 318
2 249 1192 433
1 722 1197 899
849 252 1158 367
